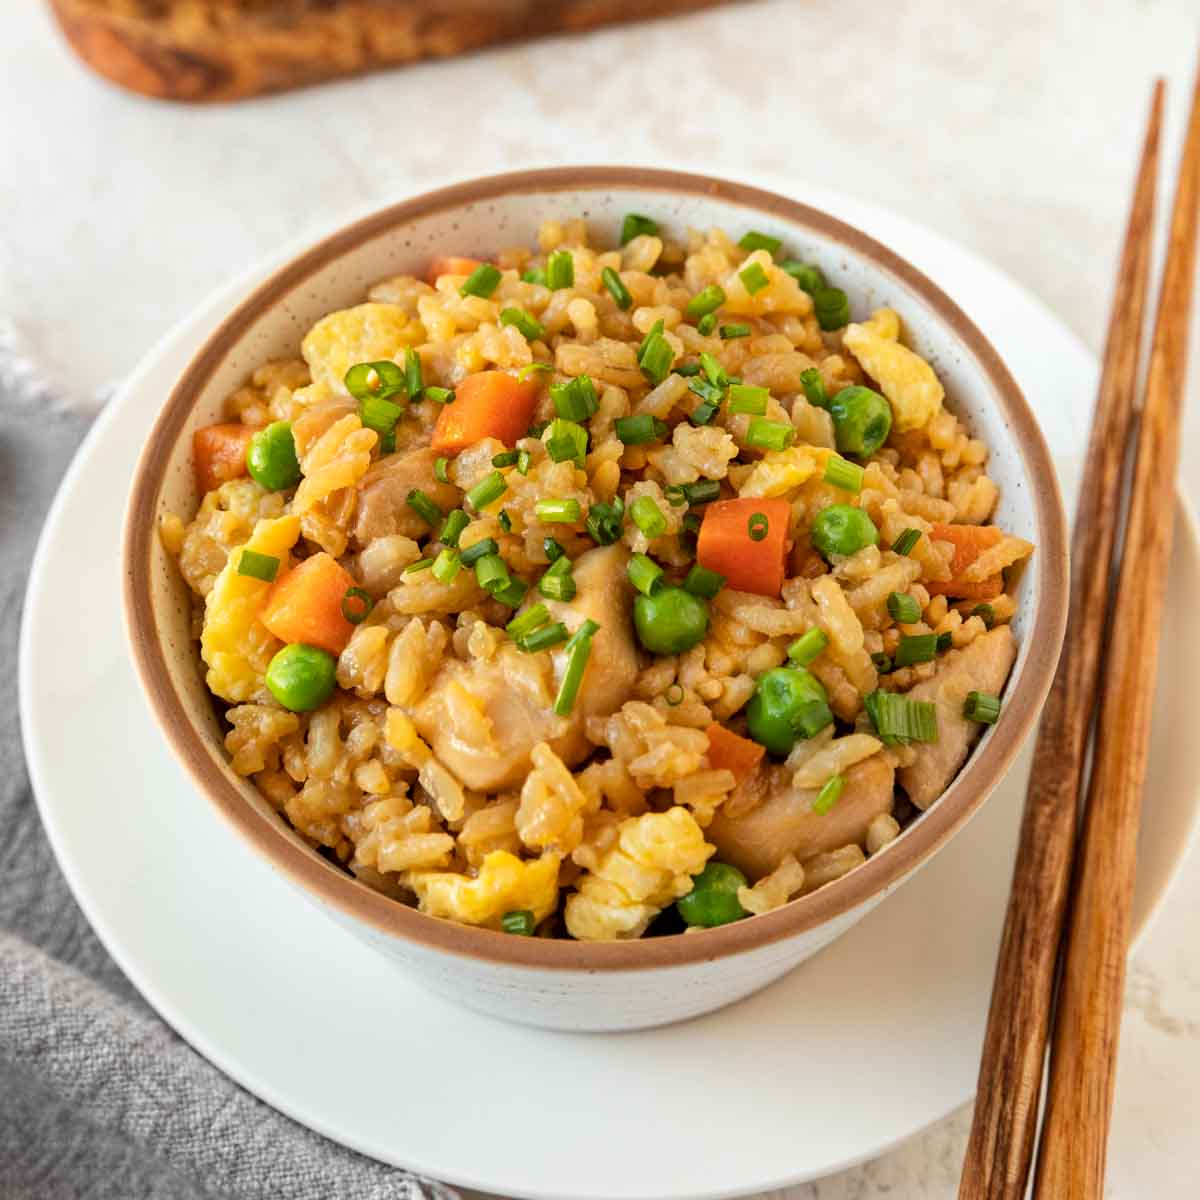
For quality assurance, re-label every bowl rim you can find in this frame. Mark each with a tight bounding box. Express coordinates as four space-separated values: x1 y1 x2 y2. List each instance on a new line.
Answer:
123 165 1069 972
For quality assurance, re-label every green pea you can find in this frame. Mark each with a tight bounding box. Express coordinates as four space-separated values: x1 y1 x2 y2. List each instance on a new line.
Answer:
246 421 301 491
677 862 748 928
265 643 337 712
746 666 834 755
810 504 879 560
829 386 892 458
633 586 709 655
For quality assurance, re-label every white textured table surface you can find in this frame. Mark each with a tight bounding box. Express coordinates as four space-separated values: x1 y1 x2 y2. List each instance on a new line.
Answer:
4 2 1200 1197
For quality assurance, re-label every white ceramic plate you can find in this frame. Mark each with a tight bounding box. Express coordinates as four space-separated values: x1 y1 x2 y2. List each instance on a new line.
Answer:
21 179 1200 1200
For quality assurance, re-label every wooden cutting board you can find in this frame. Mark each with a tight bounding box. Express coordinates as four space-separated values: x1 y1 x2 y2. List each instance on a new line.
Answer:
49 0 730 103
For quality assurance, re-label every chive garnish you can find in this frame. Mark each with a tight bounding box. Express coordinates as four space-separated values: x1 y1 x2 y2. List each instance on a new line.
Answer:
620 213 658 244
236 549 280 583
601 267 633 310
553 619 600 715
406 488 444 528
787 628 828 667
739 262 770 295
460 263 502 299
499 307 545 341
887 592 921 624
745 418 796 452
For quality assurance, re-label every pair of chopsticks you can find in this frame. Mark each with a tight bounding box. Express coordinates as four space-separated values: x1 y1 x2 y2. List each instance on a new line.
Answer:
960 68 1200 1200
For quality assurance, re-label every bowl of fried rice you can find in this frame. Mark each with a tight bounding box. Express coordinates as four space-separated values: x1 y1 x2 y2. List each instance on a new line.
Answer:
123 168 1068 1031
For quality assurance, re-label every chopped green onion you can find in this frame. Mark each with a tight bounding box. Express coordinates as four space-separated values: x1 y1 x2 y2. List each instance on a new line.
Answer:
823 454 864 493
404 558 434 574
812 773 845 816
543 537 565 561
345 360 406 403
522 267 546 285
553 619 600 715
498 509 513 533
685 285 726 319
535 498 582 524
406 488 444 528
601 266 633 310
739 261 770 295
892 528 922 556
500 909 536 936
492 577 528 607
699 351 726 386
887 591 921 624
358 393 404 442
864 689 939 745
936 631 953 652
518 622 570 653
545 249 575 290
814 287 850 330
506 603 551 640
424 386 454 405
690 402 719 426
492 449 520 468
746 418 796 452
586 498 624 545
799 367 829 410
439 508 469 547
972 603 996 629
545 418 588 466
871 651 893 673
638 330 674 386
739 230 782 256
431 547 461 584
780 260 825 295
727 384 769 415
516 449 532 476
894 633 938 667
674 361 702 377
682 512 703 535
434 456 450 483
688 376 724 406
538 557 576 601
550 375 598 421
460 263 502 299
615 413 668 445
697 312 717 337
630 495 668 538
620 213 658 244
404 347 423 401
459 537 500 567
341 587 373 624
665 683 685 707
964 691 1002 724
236 549 280 582
684 564 725 598
474 553 510 593
517 361 554 381
499 307 545 342
681 479 721 506
466 470 507 511
747 511 769 541
788 628 828 667
720 323 751 340
628 553 664 597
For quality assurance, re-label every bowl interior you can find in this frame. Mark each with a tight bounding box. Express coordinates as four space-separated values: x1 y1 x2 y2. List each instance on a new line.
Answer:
129 168 1066 968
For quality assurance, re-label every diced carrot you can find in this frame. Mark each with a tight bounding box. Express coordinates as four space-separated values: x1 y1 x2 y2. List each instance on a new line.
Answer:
706 724 765 783
431 370 541 454
193 423 254 493
696 497 792 597
426 256 483 285
260 553 357 656
925 522 1006 599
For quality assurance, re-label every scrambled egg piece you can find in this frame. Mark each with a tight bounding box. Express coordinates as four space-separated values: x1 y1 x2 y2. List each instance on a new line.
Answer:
200 514 301 703
842 308 944 432
738 444 831 499
565 808 714 941
301 302 413 393
721 249 814 317
516 742 593 856
383 709 466 822
407 850 561 929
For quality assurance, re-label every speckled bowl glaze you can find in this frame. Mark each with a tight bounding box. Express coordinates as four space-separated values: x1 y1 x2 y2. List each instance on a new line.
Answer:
123 168 1068 1032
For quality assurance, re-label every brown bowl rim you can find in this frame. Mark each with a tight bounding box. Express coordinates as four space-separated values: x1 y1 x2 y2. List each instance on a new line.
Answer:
123 166 1069 972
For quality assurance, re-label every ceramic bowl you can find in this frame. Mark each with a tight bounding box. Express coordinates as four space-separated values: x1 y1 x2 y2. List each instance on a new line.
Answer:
123 167 1068 1032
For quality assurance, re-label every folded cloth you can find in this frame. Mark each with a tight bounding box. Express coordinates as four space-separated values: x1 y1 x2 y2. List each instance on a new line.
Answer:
0 322 460 1200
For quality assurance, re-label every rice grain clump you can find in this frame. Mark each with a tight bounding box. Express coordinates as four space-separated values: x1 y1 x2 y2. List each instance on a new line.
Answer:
171 210 1034 939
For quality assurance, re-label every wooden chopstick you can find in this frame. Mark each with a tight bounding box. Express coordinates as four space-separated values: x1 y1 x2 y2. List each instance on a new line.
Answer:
1033 64 1200 1198
957 82 1165 1200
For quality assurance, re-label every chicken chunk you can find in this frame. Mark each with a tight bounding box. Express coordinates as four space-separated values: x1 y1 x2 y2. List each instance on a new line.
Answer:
354 446 461 544
706 753 895 880
411 544 640 791
897 625 1017 810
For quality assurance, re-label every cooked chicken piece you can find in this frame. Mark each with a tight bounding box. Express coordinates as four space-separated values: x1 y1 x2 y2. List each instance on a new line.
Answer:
354 446 461 544
411 545 640 791
898 625 1017 810
706 753 894 880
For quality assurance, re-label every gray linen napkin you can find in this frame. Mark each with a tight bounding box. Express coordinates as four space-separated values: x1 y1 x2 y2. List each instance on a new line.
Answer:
0 322 460 1200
